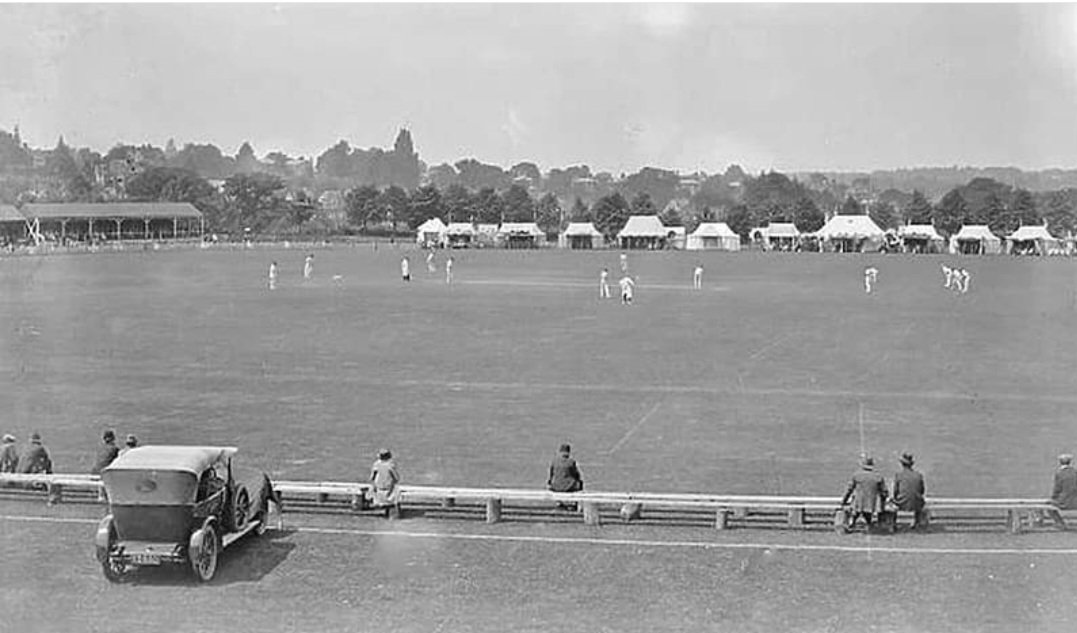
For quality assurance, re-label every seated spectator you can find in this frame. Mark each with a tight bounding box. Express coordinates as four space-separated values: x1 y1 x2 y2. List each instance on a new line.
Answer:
547 443 583 510
91 430 120 475
0 434 18 473
1046 454 1077 529
369 449 400 518
119 434 139 458
892 453 927 531
840 455 886 532
17 433 53 475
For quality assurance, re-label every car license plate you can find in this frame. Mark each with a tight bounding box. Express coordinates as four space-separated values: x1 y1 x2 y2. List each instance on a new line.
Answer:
132 553 161 565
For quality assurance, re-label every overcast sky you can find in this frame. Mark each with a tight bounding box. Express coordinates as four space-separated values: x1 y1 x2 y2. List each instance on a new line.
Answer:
1 3 1075 174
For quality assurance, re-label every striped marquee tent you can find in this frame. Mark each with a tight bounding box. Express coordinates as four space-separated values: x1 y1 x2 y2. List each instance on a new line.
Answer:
949 225 1002 255
814 215 885 253
497 222 545 249
617 215 667 249
897 224 945 253
445 222 476 248
686 222 740 251
20 202 203 244
415 217 448 247
1005 224 1060 255
561 222 604 249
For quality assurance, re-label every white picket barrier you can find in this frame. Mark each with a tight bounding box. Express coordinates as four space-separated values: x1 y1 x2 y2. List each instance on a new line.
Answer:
0 473 1065 533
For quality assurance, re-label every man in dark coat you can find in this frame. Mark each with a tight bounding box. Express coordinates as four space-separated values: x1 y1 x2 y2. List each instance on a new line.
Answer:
0 434 18 473
548 443 583 510
17 432 52 474
1047 454 1077 528
92 430 120 502
892 453 926 530
91 430 120 475
840 455 887 532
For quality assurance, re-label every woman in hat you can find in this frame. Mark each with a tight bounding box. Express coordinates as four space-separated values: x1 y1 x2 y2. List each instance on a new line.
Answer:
369 449 400 518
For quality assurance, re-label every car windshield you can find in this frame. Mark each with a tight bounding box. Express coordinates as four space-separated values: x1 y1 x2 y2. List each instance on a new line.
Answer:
102 469 199 506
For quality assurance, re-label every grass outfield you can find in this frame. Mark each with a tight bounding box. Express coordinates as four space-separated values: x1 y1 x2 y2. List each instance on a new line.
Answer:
3 247 1077 632
2 246 1076 495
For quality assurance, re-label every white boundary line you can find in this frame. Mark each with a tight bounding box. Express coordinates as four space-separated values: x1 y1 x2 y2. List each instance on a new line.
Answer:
5 514 1077 556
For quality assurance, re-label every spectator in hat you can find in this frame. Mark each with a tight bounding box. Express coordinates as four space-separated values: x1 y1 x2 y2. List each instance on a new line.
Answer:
1046 454 1077 529
840 455 887 532
118 434 139 458
91 430 120 475
0 434 18 473
892 453 927 531
369 449 401 518
547 443 584 511
17 432 52 474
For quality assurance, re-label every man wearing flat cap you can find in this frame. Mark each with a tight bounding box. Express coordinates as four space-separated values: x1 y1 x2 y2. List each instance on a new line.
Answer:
840 455 887 532
0 434 18 473
892 453 926 531
17 432 52 475
1046 454 1077 528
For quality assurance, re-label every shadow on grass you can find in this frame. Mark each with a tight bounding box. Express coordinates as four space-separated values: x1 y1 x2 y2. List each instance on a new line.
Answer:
119 528 297 587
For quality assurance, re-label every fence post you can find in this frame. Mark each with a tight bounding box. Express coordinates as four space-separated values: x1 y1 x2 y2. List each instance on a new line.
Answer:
485 498 502 524
788 507 805 528
582 501 601 526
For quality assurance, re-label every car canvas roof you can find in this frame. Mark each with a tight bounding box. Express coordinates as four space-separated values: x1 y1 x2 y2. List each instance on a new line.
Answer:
104 446 238 475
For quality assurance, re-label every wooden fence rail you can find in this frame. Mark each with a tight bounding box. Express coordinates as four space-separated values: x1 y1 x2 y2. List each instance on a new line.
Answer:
0 473 1065 534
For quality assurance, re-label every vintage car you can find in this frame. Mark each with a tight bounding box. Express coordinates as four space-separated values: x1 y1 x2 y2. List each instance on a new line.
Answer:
96 445 276 583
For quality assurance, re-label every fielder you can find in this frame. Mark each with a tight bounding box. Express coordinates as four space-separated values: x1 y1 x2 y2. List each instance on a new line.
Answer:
599 267 611 299
426 250 436 273
303 254 314 280
619 252 628 273
401 256 411 282
959 269 970 293
268 261 278 290
864 267 878 294
693 263 703 290
619 275 635 305
941 264 953 289
445 256 454 284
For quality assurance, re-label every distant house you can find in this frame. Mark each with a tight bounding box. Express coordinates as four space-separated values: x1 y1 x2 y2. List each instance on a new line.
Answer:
0 204 26 243
562 222 604 249
949 225 1002 255
617 215 667 250
686 222 740 251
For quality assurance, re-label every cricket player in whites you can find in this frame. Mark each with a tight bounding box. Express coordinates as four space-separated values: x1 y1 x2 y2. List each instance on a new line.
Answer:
958 268 970 293
619 274 636 305
599 267 611 299
426 250 436 273
864 266 878 293
303 253 314 280
445 256 454 284
693 263 703 290
941 264 953 289
268 261 278 290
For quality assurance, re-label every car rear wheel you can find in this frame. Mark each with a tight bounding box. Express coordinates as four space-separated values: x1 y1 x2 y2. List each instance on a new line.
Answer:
189 525 219 583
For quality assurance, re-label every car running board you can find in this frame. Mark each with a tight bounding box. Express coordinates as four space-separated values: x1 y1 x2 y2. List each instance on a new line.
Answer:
221 521 260 549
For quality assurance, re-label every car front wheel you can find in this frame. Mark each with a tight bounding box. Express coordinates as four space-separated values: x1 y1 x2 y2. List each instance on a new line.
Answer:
189 525 219 583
